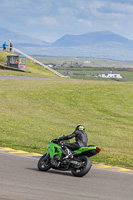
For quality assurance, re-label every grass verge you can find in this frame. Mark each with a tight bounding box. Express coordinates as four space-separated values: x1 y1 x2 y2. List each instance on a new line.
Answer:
0 50 58 78
0 79 132 169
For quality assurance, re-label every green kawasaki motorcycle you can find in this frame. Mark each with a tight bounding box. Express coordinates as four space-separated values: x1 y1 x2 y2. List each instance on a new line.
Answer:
38 136 101 177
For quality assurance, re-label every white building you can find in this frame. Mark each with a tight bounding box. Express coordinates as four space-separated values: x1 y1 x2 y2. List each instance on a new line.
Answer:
97 72 123 79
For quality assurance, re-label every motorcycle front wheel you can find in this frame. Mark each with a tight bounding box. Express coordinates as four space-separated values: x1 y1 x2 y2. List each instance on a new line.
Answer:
38 153 51 171
71 156 92 177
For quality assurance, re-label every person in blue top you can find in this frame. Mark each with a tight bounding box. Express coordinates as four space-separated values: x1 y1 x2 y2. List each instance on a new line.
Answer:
3 42 8 50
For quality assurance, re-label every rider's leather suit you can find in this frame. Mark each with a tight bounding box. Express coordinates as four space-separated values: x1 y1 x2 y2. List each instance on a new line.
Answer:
59 130 88 150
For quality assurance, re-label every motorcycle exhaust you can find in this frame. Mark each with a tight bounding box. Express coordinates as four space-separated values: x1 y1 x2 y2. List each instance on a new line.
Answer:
70 160 82 168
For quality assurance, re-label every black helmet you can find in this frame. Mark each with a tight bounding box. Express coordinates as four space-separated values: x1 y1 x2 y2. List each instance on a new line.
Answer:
75 124 85 131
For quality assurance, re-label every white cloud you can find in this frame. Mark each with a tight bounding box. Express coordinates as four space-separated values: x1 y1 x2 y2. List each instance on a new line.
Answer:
78 19 92 27
74 1 133 20
58 7 74 15
0 0 30 9
41 16 59 26
27 16 59 27
109 2 133 14
27 18 38 26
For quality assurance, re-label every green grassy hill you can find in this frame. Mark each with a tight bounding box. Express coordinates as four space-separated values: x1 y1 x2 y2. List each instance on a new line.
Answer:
0 78 132 169
0 51 58 78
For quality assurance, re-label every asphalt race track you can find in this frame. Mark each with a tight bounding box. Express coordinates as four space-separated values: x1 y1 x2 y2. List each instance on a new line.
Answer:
0 75 63 80
0 152 133 200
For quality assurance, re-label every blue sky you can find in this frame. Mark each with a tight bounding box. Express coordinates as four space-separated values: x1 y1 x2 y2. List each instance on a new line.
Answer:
0 0 133 42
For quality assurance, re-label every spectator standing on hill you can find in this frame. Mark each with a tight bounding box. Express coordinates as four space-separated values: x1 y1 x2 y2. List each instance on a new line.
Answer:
2 42 8 50
10 42 12 51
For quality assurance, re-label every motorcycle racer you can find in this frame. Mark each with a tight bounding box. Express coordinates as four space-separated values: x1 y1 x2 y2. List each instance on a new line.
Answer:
58 124 88 157
38 125 101 177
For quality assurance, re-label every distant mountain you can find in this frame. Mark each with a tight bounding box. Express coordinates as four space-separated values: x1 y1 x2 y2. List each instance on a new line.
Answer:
48 31 133 60
0 27 49 46
52 31 133 47
0 27 133 61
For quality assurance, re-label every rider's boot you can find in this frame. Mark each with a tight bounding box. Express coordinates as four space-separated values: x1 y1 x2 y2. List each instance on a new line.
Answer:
62 147 73 159
59 142 73 159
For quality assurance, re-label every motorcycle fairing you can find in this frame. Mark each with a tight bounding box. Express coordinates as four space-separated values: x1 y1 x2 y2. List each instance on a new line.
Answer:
74 146 101 153
48 142 62 159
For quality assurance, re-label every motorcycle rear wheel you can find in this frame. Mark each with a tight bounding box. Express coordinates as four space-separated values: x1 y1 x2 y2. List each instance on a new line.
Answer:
38 154 51 171
71 156 92 177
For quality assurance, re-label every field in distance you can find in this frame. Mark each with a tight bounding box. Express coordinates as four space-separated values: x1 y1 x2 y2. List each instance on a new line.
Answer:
33 56 133 81
33 56 133 68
